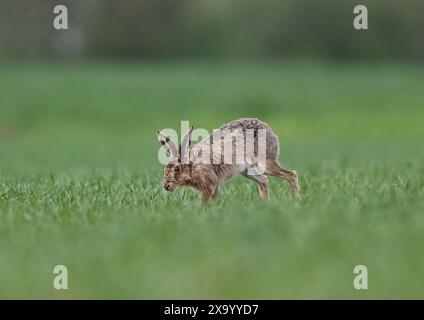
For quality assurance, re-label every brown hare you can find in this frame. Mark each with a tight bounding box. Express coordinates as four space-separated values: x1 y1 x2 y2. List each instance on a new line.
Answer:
157 118 299 204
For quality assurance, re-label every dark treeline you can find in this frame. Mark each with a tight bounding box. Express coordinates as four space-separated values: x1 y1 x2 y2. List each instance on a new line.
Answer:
0 0 423 60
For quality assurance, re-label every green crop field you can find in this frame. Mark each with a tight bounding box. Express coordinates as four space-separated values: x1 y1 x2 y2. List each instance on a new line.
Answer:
0 61 423 299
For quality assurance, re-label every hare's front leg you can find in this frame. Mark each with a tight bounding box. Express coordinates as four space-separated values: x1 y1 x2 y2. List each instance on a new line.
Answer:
211 187 219 200
200 185 218 204
201 188 214 204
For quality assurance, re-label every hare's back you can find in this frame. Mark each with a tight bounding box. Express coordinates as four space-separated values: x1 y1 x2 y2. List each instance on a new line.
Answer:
219 118 279 160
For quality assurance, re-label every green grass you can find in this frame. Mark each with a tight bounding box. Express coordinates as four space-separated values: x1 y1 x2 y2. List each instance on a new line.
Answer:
0 61 423 299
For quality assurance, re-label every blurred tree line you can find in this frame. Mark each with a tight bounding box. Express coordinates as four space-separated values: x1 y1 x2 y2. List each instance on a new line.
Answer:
0 0 423 60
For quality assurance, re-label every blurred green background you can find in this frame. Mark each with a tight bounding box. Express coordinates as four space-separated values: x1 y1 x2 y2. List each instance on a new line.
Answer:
1 0 423 60
0 0 423 299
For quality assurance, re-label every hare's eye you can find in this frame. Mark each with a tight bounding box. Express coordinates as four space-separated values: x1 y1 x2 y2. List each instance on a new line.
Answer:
174 166 181 174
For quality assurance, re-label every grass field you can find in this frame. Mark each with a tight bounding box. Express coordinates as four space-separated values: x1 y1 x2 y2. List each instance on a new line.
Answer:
0 61 423 299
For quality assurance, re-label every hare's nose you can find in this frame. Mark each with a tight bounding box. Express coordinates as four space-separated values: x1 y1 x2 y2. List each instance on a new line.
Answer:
164 184 171 191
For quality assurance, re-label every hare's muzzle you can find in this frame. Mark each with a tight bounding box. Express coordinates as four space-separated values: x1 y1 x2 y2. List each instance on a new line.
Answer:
164 183 175 192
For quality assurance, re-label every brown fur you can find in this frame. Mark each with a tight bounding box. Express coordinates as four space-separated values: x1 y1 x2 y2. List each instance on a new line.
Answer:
157 118 299 204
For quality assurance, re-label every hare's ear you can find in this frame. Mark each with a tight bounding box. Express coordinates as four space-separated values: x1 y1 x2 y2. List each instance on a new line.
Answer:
179 126 193 164
156 130 178 159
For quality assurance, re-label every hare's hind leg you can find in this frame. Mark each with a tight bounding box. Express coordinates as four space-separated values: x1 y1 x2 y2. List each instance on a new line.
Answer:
242 173 269 200
266 160 299 199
